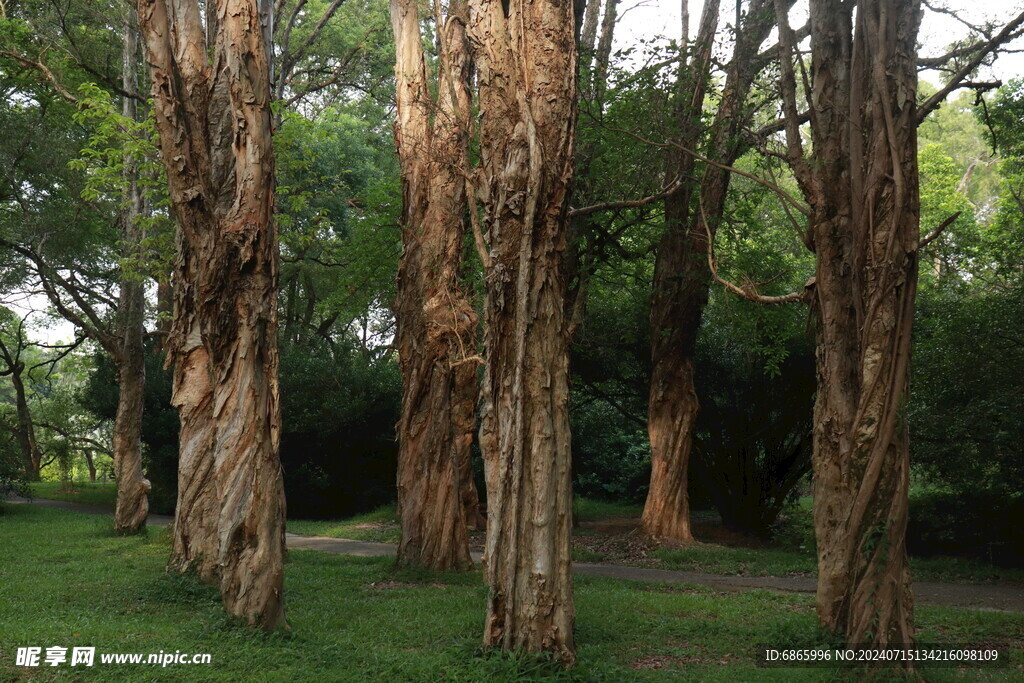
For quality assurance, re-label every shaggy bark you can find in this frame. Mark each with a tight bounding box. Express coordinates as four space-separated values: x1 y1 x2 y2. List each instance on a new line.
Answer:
643 0 778 541
468 0 578 662
790 0 922 647
112 13 151 535
641 0 716 542
139 0 287 629
391 0 480 572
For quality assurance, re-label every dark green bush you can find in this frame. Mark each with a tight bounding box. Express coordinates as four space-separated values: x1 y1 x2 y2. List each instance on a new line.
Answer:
907 488 1023 566
277 339 401 518
0 426 30 503
83 337 402 519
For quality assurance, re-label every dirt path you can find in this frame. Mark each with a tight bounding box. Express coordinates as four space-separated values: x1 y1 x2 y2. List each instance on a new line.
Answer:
8 497 1024 614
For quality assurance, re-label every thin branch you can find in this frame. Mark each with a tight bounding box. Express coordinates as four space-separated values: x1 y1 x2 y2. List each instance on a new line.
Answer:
918 211 962 249
28 334 86 375
604 125 812 216
568 177 685 218
700 198 811 305
0 50 79 103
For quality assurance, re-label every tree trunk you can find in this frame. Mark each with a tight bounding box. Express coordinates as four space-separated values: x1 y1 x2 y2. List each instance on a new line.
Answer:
140 0 287 630
113 354 150 533
391 0 480 571
155 277 173 353
804 0 921 647
113 11 151 536
468 0 578 662
641 0 719 542
84 451 97 482
9 365 42 480
167 322 220 581
642 0 778 542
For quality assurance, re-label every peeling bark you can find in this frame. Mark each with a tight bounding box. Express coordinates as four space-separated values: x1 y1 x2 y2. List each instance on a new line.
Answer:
802 0 921 648
468 0 578 662
642 0 777 542
113 12 151 536
139 0 287 630
391 0 481 571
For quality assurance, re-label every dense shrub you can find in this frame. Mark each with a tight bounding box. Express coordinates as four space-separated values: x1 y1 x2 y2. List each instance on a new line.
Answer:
0 420 30 503
277 340 401 518
907 488 1023 566
84 337 402 519
691 335 815 535
570 400 651 504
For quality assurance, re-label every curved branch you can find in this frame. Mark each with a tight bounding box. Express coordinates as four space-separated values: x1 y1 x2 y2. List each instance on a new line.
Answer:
700 199 811 306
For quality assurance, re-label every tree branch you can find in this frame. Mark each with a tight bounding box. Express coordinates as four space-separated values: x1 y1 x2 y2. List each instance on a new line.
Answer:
918 10 1024 123
603 125 812 217
568 177 685 218
918 211 962 249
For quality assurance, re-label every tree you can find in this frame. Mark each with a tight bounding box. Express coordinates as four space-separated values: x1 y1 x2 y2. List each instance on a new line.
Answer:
0 1 154 533
0 309 47 479
467 0 578 661
773 0 923 647
642 0 781 541
110 11 150 535
390 0 481 572
138 0 287 629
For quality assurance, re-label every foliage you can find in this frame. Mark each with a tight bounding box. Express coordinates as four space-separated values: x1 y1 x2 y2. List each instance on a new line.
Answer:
911 285 1024 497
67 82 174 280
0 411 30 501
907 486 1023 566
278 338 401 518
691 301 815 535
80 344 178 513
571 400 652 504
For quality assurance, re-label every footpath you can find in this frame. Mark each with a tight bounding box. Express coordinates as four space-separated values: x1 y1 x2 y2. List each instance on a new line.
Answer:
8 497 1023 614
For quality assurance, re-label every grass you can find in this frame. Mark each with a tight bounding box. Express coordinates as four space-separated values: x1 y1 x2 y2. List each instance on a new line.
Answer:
573 498 643 523
28 481 117 508
26 486 1023 586
652 545 818 577
651 544 1024 584
1 503 1021 681
27 483 402 544
286 506 400 543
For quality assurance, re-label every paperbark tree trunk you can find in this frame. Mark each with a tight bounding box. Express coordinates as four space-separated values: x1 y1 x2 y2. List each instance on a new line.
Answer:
391 0 480 572
803 0 921 647
642 0 779 542
112 12 151 536
139 0 287 630
468 0 578 662
641 0 718 543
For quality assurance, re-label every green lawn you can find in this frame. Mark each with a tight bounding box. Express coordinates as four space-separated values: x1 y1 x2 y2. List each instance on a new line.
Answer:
27 486 1024 585
573 498 643 523
28 481 118 507
286 506 400 543
652 545 817 577
1 504 1021 681
649 544 1024 585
